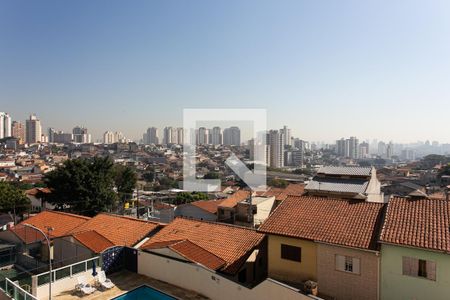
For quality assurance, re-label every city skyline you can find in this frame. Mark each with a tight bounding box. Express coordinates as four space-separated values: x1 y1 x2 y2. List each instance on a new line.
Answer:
2 1 450 142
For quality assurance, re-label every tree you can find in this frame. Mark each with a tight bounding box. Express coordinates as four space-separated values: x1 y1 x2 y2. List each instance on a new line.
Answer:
174 192 209 205
44 157 118 216
142 172 155 182
268 178 289 188
0 182 31 221
113 165 137 202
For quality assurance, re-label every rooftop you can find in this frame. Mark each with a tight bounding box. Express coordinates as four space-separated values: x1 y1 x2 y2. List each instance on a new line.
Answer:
140 218 265 274
70 213 162 248
218 190 251 208
305 178 369 194
317 166 372 177
379 197 450 252
14 211 91 243
259 195 385 250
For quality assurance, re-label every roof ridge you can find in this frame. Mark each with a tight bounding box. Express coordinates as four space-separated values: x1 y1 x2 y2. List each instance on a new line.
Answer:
174 216 261 233
97 213 162 225
42 210 92 220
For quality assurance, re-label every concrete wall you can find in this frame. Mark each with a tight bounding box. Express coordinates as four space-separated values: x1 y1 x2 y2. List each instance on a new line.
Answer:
380 244 450 300
137 250 313 300
53 237 93 268
317 243 379 300
267 235 317 283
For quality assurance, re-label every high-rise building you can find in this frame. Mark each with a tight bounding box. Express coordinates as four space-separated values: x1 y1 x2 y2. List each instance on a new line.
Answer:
26 114 42 144
0 112 12 139
176 127 184 144
211 127 222 145
378 141 386 157
163 127 179 144
267 130 284 168
115 132 125 143
223 126 241 146
348 136 359 159
53 131 73 143
280 125 291 147
336 138 346 157
12 121 25 144
144 127 159 144
103 131 115 144
358 142 369 158
48 128 56 143
386 142 394 159
197 127 209 145
72 126 91 143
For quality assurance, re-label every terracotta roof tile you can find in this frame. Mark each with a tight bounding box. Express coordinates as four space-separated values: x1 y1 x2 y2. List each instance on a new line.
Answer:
379 197 450 252
190 199 225 214
218 190 250 208
71 213 161 247
168 240 226 270
72 230 115 253
140 218 264 274
258 196 385 250
14 211 91 243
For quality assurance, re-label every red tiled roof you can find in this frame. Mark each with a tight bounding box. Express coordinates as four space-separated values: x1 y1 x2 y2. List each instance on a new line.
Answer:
191 199 225 214
258 196 384 250
140 218 264 274
379 197 450 252
14 211 91 243
71 213 161 247
25 187 51 196
145 239 227 271
218 190 250 208
72 230 115 253
263 184 305 201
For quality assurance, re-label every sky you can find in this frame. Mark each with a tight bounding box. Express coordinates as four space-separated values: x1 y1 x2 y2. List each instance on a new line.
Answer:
1 0 450 143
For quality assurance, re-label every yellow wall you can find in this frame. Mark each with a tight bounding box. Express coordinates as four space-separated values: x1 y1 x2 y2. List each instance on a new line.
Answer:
268 235 317 283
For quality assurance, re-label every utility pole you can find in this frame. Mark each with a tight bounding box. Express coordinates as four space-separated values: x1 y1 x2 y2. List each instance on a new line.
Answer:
136 187 139 219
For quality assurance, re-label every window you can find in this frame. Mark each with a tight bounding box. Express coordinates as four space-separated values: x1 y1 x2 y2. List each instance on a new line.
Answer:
281 244 301 262
336 255 360 274
402 257 436 281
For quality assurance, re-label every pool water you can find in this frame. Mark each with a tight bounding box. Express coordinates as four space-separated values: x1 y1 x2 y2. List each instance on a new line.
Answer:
112 285 176 300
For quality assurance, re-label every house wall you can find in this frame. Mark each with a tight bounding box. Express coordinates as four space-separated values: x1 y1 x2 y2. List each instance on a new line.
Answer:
267 235 317 283
52 237 94 267
381 244 450 300
174 205 217 221
137 250 313 300
317 243 379 300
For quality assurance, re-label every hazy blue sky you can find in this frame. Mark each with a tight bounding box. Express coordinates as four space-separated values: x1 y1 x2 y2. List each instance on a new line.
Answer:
1 0 449 142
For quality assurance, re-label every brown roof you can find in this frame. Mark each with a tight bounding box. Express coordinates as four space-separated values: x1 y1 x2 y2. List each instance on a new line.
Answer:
263 184 305 201
379 197 450 252
71 213 161 247
14 211 91 243
140 218 265 274
218 190 250 208
258 196 385 250
25 187 51 196
190 199 225 214
144 239 226 271
72 230 115 253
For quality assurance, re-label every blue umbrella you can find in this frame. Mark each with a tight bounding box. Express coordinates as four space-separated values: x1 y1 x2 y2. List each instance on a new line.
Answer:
92 260 98 277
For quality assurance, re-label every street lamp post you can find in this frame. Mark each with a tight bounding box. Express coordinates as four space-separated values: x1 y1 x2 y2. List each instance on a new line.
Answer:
23 223 53 300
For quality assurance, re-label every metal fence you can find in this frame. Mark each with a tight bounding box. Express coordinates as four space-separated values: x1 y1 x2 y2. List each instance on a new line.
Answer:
3 278 38 300
35 256 100 287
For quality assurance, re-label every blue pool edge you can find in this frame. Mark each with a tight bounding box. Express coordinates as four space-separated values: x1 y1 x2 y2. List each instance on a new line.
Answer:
109 284 181 300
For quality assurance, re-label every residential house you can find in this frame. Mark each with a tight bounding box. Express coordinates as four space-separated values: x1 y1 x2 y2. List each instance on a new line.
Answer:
259 196 385 299
234 196 276 228
379 197 450 300
53 213 162 266
305 166 384 202
217 190 251 223
25 188 54 213
0 211 91 270
175 198 225 221
139 217 267 286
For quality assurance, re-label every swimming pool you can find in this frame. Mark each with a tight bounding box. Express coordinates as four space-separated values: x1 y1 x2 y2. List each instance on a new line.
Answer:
111 285 176 300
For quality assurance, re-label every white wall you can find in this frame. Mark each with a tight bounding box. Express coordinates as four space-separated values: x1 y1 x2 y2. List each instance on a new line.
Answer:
138 251 313 300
